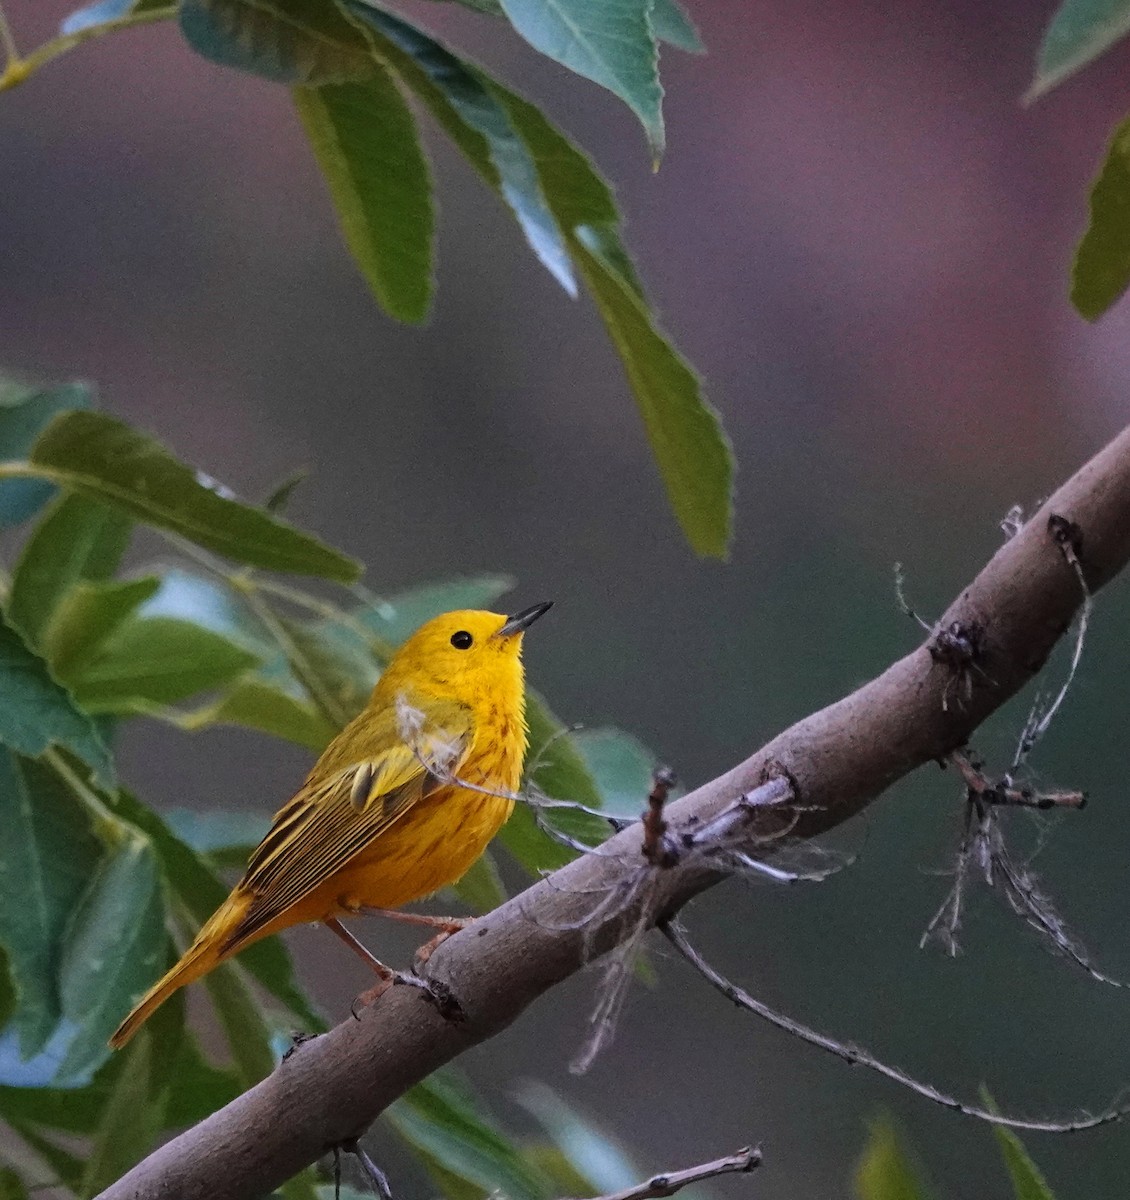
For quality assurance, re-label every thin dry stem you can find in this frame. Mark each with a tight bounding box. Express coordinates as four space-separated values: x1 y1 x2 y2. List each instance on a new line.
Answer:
663 920 1130 1133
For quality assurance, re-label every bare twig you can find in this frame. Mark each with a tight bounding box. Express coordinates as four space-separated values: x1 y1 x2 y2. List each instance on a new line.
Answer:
641 767 678 866
662 920 1130 1134
565 1147 761 1200
98 425 1130 1200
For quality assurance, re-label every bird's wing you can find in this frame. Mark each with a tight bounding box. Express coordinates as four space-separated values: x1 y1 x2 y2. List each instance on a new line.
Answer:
227 700 474 947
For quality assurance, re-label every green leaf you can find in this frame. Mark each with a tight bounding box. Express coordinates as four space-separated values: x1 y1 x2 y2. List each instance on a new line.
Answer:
27 410 360 581
0 612 114 787
388 1071 551 1200
1072 114 1130 319
649 0 702 52
1029 0 1130 100
495 87 732 555
111 789 325 1030
572 226 732 556
179 0 376 83
0 378 92 527
496 0 663 159
0 1168 28 1200
263 467 308 514
343 3 577 296
447 848 507 912
163 807 271 863
498 692 609 873
853 1118 931 1200
4 1123 83 1194
42 577 161 681
203 962 277 1084
980 1090 1056 1200
295 70 435 324
515 1081 639 1194
185 677 336 751
572 727 656 818
56 834 167 1082
77 1020 169 1198
60 0 172 34
8 495 132 649
0 754 103 1057
63 615 261 713
354 575 515 647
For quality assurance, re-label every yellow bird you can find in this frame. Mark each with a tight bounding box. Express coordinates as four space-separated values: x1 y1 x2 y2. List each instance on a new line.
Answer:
110 602 552 1048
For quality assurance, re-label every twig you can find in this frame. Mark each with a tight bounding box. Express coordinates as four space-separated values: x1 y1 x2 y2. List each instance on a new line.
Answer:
564 1147 761 1200
952 752 1085 812
662 920 1130 1133
641 767 678 866
0 5 174 91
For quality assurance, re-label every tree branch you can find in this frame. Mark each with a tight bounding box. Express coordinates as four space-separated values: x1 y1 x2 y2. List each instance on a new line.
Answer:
100 424 1130 1200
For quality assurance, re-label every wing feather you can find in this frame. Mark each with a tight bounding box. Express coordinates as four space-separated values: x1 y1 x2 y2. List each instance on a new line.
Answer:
226 701 472 947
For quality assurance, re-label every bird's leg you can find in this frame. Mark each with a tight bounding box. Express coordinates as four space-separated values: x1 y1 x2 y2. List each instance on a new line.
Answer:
359 908 476 971
323 917 431 1011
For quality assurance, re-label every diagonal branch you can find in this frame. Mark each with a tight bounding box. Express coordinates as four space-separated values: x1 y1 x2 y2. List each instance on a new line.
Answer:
99 424 1130 1200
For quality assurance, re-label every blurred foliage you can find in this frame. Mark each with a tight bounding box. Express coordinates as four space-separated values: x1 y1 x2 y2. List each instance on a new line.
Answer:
1032 0 1130 317
0 0 732 557
854 1114 1059 1200
0 377 659 1193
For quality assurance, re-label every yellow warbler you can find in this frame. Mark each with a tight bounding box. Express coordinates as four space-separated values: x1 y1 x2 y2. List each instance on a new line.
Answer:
110 602 552 1048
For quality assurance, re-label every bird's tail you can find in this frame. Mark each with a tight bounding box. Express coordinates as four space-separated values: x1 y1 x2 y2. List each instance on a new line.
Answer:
109 892 251 1048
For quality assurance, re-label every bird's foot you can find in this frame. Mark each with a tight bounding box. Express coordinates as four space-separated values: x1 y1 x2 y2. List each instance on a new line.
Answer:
412 919 474 971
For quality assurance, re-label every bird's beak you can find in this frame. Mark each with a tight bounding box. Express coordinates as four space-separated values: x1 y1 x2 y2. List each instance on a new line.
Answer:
498 601 553 637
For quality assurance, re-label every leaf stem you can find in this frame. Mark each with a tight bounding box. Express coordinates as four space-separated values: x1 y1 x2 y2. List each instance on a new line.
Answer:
0 5 175 93
43 746 125 841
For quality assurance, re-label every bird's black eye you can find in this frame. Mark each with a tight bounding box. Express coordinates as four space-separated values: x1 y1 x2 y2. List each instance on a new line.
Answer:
450 630 473 650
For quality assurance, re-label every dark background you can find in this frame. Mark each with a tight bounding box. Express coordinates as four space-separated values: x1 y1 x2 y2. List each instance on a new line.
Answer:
4 1 1130 1195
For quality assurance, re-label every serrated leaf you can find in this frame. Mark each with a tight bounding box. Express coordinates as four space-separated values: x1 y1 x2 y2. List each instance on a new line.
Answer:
60 0 173 35
28 410 360 581
1029 0 1130 100
110 789 324 1030
179 0 376 83
64 615 261 712
0 754 103 1057
8 495 132 649
0 613 115 787
649 0 702 52
42 577 161 681
1072 114 1130 319
497 0 663 159
56 835 167 1082
0 378 92 527
388 1071 551 1200
296 69 435 323
343 3 576 295
854 1118 931 1200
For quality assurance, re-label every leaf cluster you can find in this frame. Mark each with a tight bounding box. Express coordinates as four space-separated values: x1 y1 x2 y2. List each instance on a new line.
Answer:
4 0 733 558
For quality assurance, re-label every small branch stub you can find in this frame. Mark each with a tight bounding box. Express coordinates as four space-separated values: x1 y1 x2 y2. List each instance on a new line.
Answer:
567 1147 762 1200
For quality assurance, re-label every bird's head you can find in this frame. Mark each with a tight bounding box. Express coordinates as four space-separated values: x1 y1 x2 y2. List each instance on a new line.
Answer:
376 603 553 702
